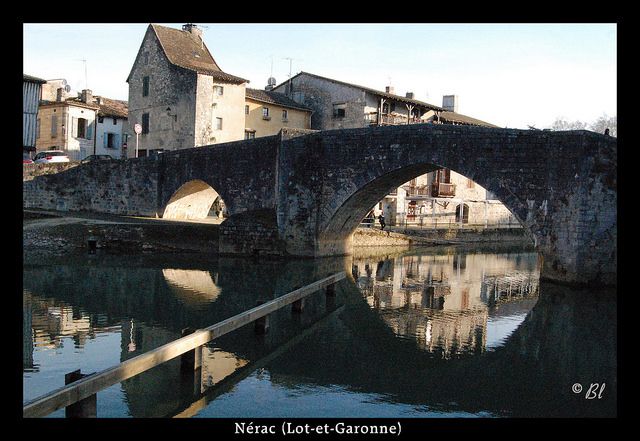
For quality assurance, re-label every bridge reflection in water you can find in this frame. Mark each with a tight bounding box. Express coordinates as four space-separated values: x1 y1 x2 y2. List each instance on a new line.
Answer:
22 245 616 417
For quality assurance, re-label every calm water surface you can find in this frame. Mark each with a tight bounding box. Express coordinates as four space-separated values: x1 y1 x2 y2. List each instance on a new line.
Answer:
22 244 617 418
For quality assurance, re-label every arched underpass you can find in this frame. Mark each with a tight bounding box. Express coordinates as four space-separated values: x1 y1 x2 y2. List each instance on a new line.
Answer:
162 179 225 221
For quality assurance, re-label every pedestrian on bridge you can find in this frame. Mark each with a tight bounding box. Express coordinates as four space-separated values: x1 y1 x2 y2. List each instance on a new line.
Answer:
378 214 386 231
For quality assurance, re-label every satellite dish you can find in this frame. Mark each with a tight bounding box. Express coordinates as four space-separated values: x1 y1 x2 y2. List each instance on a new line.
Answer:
64 85 71 92
61 79 67 86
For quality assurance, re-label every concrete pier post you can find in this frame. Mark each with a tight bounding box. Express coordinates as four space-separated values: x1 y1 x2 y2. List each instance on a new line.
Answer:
292 298 305 313
254 300 270 334
64 370 96 418
180 327 200 371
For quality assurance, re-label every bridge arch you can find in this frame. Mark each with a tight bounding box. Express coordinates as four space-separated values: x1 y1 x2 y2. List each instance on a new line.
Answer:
277 125 616 285
315 162 528 256
162 179 225 220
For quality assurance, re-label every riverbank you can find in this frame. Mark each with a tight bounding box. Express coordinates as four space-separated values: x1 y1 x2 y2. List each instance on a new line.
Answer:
23 210 532 258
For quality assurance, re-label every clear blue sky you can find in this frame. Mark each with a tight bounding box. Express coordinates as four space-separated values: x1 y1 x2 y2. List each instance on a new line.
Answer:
23 23 617 129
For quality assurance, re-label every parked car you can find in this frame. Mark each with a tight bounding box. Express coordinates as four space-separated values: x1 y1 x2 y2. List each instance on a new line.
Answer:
33 150 70 163
81 154 114 164
23 152 33 164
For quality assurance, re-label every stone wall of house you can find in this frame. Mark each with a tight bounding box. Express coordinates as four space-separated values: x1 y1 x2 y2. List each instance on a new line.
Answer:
273 75 367 130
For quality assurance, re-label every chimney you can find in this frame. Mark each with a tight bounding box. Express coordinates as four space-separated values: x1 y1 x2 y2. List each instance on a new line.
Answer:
81 89 93 104
96 96 102 105
442 95 458 113
56 87 64 102
405 92 414 99
182 23 203 39
265 76 276 91
385 86 395 94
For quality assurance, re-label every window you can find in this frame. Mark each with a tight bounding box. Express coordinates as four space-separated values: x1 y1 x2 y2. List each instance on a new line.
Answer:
141 113 150 134
467 178 475 188
437 168 451 184
244 130 256 140
98 116 104 123
213 86 224 96
76 118 87 138
107 133 115 148
245 105 249 115
51 115 57 137
215 117 223 130
333 104 346 118
36 118 40 139
262 107 270 120
142 76 149 97
282 109 288 121
113 118 117 125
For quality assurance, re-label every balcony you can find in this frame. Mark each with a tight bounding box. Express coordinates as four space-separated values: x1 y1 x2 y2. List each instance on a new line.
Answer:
405 186 430 198
431 182 456 198
365 113 426 126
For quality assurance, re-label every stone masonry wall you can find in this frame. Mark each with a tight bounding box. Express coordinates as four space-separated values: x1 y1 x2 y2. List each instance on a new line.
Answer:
23 158 160 216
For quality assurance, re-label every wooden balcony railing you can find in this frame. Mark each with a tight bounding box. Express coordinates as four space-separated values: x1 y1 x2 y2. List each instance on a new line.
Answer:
365 113 426 126
431 182 456 197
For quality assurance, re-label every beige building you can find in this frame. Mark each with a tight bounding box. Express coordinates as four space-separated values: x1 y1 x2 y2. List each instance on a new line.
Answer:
244 87 312 139
36 89 99 160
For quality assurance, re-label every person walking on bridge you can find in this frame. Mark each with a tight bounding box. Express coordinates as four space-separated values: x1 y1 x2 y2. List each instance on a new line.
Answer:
378 214 386 231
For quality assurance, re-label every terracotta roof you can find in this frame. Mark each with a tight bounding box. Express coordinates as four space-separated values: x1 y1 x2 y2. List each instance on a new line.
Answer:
246 88 313 112
94 96 128 119
40 97 100 110
150 24 248 84
24 74 46 84
275 72 444 111
438 111 497 128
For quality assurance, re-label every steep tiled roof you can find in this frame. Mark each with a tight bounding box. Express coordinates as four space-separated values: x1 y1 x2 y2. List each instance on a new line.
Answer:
246 88 313 112
94 96 128 119
150 24 248 84
275 72 444 111
438 111 497 128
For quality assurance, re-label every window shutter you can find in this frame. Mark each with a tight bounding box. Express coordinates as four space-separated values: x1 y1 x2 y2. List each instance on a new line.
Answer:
114 134 120 148
86 122 93 140
72 117 78 138
103 133 108 148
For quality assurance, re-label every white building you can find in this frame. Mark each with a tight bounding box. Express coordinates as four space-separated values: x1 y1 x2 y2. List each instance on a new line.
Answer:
93 96 128 158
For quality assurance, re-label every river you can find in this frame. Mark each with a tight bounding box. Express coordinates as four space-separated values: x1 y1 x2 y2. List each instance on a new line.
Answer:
22 243 616 417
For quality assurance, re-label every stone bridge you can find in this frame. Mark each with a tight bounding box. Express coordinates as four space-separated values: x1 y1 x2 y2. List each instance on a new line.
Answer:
23 125 617 286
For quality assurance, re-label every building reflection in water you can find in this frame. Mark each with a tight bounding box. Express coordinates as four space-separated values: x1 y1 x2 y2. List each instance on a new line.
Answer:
162 269 221 306
351 250 540 358
23 289 119 373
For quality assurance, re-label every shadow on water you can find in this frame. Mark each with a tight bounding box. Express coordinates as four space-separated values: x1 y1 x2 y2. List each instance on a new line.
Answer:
23 244 616 417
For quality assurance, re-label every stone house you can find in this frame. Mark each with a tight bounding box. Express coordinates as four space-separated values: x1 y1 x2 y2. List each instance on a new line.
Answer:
23 74 46 158
272 72 512 227
244 87 312 139
126 23 248 157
